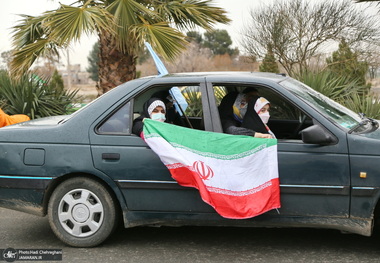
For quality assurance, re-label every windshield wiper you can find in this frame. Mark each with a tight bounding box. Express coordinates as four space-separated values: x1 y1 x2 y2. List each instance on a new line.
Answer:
348 113 379 134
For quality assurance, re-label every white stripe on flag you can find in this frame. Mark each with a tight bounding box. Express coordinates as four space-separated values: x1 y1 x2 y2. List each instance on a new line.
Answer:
146 136 278 192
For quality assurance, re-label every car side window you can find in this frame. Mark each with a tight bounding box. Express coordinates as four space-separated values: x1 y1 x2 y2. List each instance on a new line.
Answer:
133 85 205 131
213 85 312 140
98 101 131 134
258 88 301 121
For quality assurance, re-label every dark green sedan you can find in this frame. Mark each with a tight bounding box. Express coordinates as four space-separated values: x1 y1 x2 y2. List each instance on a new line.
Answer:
0 72 379 247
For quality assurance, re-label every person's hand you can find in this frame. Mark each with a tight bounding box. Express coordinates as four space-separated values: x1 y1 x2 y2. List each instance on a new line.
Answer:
254 132 273 139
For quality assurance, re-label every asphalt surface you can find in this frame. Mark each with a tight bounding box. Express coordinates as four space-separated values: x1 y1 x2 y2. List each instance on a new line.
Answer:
1 208 380 263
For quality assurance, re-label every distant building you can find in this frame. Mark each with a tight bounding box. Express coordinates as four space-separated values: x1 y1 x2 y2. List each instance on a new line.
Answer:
60 64 95 86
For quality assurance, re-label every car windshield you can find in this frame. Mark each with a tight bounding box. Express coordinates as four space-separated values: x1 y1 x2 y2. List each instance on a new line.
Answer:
280 78 362 131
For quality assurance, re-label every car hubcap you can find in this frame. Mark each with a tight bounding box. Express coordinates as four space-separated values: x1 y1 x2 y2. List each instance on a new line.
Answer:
58 189 104 237
72 204 90 223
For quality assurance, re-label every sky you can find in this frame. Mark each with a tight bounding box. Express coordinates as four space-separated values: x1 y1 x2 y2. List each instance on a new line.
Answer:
0 0 274 69
0 0 374 69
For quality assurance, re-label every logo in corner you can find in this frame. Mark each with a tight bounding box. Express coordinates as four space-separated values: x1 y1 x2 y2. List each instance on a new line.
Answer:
2 248 18 262
193 161 214 180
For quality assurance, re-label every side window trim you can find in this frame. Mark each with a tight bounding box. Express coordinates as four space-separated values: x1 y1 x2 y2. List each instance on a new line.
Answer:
205 80 223 133
199 80 214 132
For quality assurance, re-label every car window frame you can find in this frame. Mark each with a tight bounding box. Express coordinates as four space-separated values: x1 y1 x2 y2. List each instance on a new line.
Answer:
205 80 321 142
126 80 213 132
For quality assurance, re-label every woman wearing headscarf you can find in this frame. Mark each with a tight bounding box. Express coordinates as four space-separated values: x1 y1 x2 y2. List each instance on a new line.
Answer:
243 97 276 139
132 98 166 138
150 90 183 125
218 89 274 138
0 108 30 128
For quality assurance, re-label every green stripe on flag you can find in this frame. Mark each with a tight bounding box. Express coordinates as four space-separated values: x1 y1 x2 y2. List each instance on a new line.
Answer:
143 119 277 156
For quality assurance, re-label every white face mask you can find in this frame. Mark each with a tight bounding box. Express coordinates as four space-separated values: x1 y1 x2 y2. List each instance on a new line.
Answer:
151 113 166 122
259 111 270 124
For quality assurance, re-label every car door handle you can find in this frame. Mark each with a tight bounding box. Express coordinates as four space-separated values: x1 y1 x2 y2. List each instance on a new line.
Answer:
102 153 120 160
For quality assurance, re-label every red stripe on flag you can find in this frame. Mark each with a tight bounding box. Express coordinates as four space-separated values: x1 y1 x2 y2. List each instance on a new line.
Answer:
168 164 280 219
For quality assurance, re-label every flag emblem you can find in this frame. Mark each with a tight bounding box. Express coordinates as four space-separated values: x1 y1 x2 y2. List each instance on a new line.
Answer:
193 161 214 180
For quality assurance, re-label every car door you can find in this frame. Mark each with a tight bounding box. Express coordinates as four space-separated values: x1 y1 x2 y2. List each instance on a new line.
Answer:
89 80 217 213
206 79 350 218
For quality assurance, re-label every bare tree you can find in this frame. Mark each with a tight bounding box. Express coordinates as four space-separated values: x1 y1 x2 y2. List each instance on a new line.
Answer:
136 42 213 76
241 0 380 76
167 42 213 73
359 43 380 79
137 41 257 76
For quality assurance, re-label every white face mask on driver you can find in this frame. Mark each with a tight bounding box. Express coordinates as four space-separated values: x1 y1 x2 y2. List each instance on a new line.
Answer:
259 111 270 124
151 113 166 122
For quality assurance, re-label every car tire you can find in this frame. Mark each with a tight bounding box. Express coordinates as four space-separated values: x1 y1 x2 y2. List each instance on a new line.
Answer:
48 177 118 247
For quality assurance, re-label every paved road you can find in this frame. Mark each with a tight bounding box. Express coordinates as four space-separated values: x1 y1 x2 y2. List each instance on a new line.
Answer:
1 208 380 263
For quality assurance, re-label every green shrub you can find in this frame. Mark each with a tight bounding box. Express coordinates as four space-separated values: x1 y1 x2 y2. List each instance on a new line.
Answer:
0 70 78 119
343 93 380 120
182 86 203 117
297 70 363 101
297 70 380 119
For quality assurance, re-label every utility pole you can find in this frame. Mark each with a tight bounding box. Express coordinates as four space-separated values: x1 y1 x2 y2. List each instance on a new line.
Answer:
66 49 72 90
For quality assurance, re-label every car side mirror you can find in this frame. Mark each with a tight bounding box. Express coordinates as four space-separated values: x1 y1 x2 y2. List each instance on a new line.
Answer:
301 124 337 145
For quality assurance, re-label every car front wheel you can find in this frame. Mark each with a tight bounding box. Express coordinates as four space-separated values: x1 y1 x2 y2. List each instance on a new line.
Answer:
48 177 118 247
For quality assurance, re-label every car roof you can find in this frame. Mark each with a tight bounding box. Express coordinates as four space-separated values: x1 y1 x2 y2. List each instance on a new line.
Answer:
141 71 288 83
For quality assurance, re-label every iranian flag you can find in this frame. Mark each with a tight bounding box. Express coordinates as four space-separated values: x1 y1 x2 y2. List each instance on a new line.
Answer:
143 119 280 219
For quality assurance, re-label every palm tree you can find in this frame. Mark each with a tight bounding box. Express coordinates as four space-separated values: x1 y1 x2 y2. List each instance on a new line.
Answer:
10 0 230 94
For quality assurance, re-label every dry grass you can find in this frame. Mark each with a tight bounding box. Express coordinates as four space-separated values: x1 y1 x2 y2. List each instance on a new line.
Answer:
67 84 98 103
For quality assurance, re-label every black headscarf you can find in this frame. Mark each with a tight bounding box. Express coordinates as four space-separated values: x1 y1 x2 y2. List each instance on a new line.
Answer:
219 92 269 135
241 97 268 134
218 91 240 123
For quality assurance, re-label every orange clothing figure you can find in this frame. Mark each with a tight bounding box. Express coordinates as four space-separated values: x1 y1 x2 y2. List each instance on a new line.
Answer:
0 108 30 128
